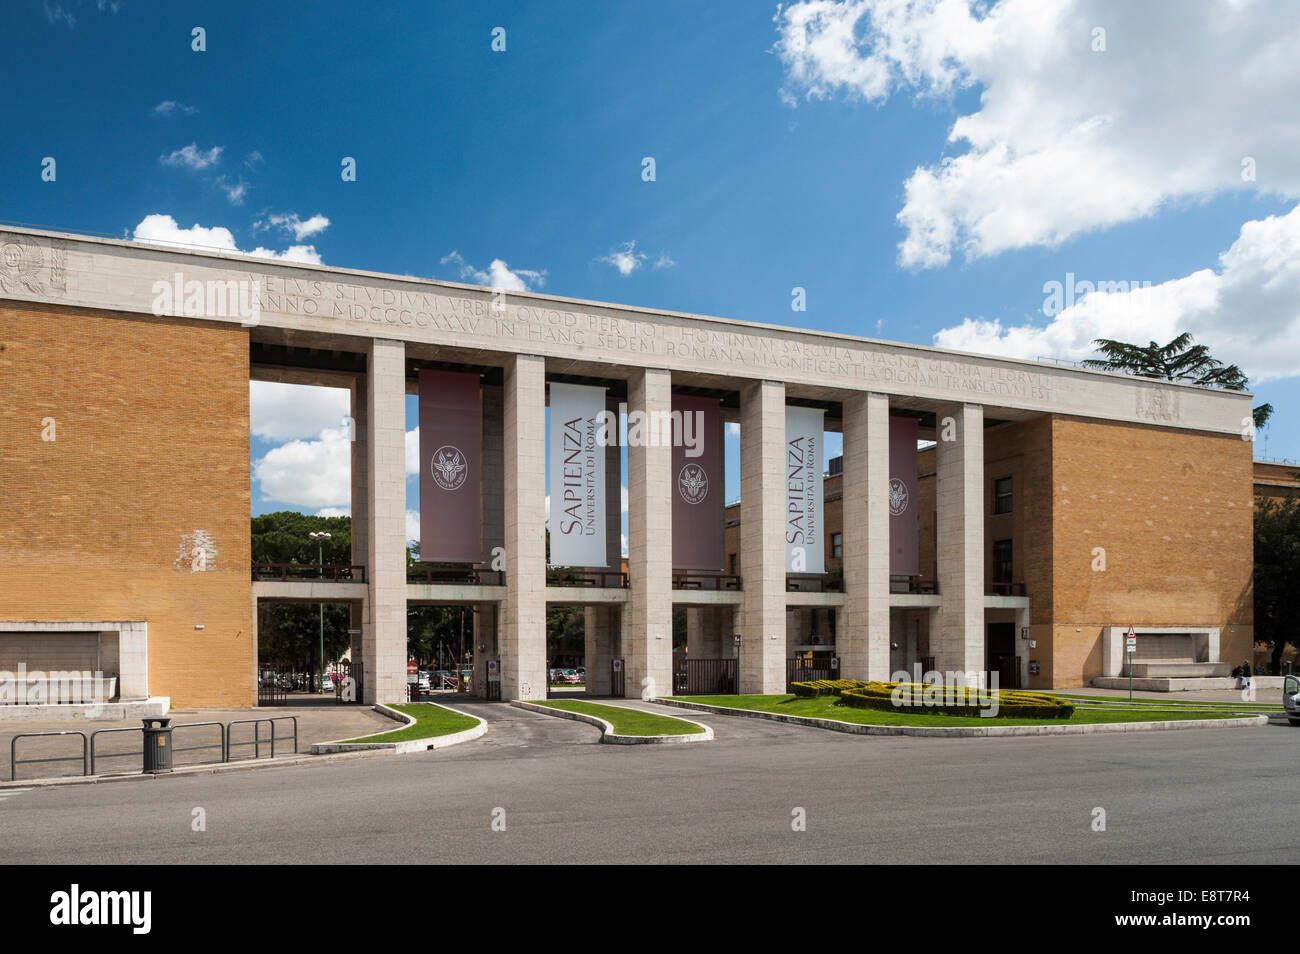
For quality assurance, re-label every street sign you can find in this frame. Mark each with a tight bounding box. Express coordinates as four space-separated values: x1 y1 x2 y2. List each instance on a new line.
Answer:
1125 625 1136 701
487 659 500 683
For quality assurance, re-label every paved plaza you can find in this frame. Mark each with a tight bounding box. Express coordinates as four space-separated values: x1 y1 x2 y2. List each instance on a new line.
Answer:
1 703 1294 864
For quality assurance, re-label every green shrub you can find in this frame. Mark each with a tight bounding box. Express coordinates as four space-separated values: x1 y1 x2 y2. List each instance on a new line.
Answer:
839 681 1075 719
790 679 869 698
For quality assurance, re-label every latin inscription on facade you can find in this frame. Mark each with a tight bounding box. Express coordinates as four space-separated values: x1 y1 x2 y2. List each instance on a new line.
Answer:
255 274 1059 404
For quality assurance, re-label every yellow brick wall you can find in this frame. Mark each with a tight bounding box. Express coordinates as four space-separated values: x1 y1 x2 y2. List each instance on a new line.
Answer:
1045 415 1254 687
0 301 252 707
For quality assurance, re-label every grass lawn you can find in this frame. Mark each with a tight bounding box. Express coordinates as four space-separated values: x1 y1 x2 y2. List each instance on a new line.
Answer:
533 700 705 736
670 694 1265 727
341 703 480 744
1048 693 1276 712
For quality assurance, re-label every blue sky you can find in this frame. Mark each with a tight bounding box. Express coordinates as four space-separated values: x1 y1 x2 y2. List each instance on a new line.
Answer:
4 0 1298 546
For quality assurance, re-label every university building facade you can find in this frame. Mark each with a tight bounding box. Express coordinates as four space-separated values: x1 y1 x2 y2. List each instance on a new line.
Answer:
0 225 1254 707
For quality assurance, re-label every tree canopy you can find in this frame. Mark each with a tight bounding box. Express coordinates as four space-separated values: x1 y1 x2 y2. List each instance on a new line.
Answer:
1082 333 1272 428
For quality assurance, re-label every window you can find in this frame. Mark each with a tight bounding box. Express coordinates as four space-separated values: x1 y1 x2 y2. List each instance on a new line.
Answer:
994 476 1013 515
831 533 842 559
992 539 1013 583
728 553 737 575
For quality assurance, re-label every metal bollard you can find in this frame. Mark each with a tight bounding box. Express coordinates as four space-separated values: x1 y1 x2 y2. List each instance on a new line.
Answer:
141 717 174 774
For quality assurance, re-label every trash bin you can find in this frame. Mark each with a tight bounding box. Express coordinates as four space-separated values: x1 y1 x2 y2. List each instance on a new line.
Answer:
142 717 173 774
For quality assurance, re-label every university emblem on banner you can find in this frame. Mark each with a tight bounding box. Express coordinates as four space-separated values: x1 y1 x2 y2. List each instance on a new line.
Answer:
431 445 468 491
888 476 909 516
678 463 709 505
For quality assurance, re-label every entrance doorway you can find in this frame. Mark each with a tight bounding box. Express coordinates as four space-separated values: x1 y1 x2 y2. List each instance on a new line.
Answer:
987 621 1019 690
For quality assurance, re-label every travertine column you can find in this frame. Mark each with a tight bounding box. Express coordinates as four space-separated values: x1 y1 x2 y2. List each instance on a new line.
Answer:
626 368 673 698
474 383 504 694
738 379 787 694
584 605 618 695
686 608 705 658
583 414 624 695
502 355 547 700
841 391 891 680
936 403 985 679
349 377 369 697
363 338 408 704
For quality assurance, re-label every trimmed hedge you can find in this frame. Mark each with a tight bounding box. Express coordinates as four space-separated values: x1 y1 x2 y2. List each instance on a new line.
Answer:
838 681 1075 719
790 679 868 698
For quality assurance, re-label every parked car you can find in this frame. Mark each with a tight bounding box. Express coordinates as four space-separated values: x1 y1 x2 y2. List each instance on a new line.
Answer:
418 672 431 690
1284 675 1300 725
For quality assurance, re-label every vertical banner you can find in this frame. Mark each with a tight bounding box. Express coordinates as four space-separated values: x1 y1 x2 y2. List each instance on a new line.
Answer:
785 406 825 574
418 369 481 563
672 394 722 570
548 383 607 567
889 416 920 576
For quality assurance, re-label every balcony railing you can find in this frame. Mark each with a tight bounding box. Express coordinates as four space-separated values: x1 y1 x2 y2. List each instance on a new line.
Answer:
890 575 938 594
785 574 843 593
407 565 505 586
545 569 629 588
672 572 742 591
985 581 1027 597
252 562 366 583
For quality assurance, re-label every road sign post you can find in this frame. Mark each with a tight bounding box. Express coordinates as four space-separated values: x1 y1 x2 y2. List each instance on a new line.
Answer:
1125 625 1137 701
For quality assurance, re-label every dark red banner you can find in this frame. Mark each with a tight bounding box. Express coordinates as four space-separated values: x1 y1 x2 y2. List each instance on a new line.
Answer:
671 394 722 571
889 416 919 576
418 370 481 563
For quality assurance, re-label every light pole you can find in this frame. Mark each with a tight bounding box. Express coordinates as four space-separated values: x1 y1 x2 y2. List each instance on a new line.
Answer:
310 531 331 692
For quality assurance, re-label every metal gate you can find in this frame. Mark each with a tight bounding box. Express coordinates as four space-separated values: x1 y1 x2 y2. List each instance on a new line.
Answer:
258 665 287 706
674 658 737 695
786 656 840 691
610 658 625 698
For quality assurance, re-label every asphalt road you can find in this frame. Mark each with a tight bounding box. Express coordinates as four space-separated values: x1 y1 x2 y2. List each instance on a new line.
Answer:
2 701 1295 864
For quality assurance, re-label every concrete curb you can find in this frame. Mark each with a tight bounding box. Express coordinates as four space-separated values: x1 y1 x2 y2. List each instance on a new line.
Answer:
0 696 171 723
310 701 487 754
0 747 394 789
653 698 1270 738
511 700 713 744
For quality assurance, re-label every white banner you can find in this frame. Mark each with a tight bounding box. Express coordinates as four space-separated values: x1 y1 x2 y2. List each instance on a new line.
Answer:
549 382 607 567
785 406 825 574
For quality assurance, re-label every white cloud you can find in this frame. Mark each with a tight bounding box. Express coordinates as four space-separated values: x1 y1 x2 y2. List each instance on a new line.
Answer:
406 510 420 545
154 100 197 117
246 244 323 265
600 241 645 276
256 212 331 241
774 0 1300 268
932 204 1300 383
316 507 350 518
132 214 324 264
133 214 238 253
250 382 351 442
441 251 546 291
160 143 223 171
218 177 248 205
598 241 675 276
253 427 352 508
